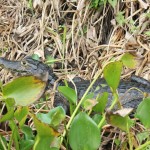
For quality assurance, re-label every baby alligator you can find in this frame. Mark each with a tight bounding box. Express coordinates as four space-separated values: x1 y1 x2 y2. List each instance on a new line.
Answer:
0 57 150 112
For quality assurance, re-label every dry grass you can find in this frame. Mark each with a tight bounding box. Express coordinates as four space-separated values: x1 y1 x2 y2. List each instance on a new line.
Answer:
0 0 150 149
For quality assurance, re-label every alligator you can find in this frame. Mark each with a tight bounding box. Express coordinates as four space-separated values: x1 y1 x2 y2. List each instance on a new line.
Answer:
0 57 150 112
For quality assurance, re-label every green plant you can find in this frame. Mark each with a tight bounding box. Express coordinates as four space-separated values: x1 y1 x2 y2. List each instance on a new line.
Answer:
1 53 150 149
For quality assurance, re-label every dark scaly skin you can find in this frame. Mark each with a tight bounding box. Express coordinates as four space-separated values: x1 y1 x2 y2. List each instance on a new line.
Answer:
0 57 150 111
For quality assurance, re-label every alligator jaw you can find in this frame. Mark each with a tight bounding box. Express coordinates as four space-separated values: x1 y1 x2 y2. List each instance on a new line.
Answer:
0 57 49 82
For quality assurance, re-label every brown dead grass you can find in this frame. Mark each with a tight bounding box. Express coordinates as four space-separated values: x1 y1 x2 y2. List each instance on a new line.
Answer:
0 0 150 149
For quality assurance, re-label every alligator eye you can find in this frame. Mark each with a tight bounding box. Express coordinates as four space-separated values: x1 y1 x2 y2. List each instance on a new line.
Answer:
21 61 27 66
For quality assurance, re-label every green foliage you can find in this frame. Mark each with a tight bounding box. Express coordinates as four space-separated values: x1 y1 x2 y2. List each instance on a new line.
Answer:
137 131 150 145
93 92 108 113
135 98 150 128
106 112 133 131
32 114 60 150
90 0 106 8
108 0 117 8
36 106 65 127
20 126 34 150
145 31 150 36
0 107 14 123
15 106 29 127
116 11 125 26
3 76 46 106
103 61 122 92
0 135 7 150
121 53 137 69
1 53 150 149
31 54 40 61
58 86 77 104
69 112 101 150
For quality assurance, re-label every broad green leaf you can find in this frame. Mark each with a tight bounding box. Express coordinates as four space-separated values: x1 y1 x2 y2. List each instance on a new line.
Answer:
93 92 108 113
69 112 100 150
108 0 117 8
32 114 60 137
3 76 46 106
20 126 35 150
32 114 60 150
106 112 133 131
33 136 54 150
36 106 65 127
135 98 150 128
14 106 29 127
20 140 34 150
121 53 137 69
0 108 14 123
21 125 34 140
116 11 125 26
103 61 122 91
58 86 77 104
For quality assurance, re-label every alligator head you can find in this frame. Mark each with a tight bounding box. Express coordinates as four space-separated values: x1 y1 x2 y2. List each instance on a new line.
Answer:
0 57 58 85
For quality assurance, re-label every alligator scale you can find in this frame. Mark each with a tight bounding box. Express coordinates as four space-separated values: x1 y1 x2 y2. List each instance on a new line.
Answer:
0 57 150 112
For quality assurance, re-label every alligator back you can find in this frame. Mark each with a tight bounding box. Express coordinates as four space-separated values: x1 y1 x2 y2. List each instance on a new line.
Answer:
70 77 150 109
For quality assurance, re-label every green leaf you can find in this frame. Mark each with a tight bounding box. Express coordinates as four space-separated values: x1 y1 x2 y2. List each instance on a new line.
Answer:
33 137 53 150
108 0 117 8
32 114 60 150
31 54 40 61
121 53 137 69
93 92 108 113
103 61 122 91
58 86 77 104
90 0 105 8
116 11 125 26
3 76 46 106
20 125 35 150
135 98 150 128
69 112 101 150
0 108 14 123
36 106 65 127
106 112 133 131
137 131 149 144
20 140 34 150
0 135 7 150
21 125 34 140
14 106 29 127
145 31 150 36
32 114 60 137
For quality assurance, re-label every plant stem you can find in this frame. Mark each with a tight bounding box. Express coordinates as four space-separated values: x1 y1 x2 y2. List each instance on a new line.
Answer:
127 122 133 150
